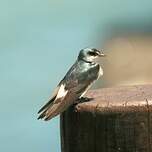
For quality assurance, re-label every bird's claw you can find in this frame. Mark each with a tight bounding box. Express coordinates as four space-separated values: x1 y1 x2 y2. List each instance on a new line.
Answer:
75 97 93 103
74 97 93 112
80 97 94 102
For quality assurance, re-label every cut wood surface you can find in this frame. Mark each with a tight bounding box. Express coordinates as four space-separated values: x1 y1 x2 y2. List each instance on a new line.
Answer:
75 84 152 113
60 84 152 152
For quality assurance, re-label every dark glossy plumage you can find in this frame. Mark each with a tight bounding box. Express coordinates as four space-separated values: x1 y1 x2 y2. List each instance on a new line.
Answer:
38 48 104 121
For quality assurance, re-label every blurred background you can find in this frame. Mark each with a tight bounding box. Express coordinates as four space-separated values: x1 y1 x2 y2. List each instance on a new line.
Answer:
1 0 152 152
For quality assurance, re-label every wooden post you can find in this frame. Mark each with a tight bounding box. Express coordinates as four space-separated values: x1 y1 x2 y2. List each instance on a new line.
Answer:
60 84 152 152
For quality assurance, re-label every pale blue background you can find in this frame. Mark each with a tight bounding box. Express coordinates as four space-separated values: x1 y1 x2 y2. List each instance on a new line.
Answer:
1 0 152 152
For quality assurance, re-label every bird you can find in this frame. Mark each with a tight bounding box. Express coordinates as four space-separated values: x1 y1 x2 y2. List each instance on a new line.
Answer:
38 48 105 121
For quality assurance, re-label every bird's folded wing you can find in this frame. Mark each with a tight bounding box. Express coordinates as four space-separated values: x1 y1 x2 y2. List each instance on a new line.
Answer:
38 86 60 114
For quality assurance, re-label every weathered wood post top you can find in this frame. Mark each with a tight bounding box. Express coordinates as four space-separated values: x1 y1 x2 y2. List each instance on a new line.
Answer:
61 84 152 152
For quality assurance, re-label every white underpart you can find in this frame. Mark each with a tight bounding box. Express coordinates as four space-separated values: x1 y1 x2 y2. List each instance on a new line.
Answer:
80 85 91 97
88 56 96 61
56 84 68 99
98 66 103 78
87 56 98 62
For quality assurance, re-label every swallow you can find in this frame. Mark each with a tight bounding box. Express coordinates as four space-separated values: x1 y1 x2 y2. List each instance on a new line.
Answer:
38 48 105 121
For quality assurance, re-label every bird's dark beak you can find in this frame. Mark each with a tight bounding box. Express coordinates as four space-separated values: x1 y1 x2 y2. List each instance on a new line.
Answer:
92 48 106 57
98 51 106 57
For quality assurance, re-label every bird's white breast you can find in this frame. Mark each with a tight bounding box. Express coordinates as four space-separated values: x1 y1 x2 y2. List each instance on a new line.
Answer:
96 65 103 80
99 66 103 76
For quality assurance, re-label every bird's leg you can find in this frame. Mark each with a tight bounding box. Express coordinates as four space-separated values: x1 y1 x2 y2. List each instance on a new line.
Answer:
75 97 93 104
73 97 94 112
80 97 94 102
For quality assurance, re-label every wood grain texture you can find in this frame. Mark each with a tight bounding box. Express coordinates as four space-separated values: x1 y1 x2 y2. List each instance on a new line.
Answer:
60 84 152 152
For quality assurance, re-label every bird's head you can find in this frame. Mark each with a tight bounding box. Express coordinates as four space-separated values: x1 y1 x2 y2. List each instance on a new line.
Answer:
78 48 105 63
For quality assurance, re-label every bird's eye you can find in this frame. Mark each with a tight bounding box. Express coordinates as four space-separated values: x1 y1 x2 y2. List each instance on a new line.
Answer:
88 51 97 56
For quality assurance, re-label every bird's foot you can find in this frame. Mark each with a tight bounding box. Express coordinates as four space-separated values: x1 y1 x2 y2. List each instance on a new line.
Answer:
80 97 94 102
75 97 93 104
74 97 94 112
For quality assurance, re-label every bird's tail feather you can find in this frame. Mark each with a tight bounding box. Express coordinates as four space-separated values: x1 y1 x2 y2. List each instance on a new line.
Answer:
37 96 57 120
37 103 59 121
37 110 47 120
38 96 56 114
37 99 68 121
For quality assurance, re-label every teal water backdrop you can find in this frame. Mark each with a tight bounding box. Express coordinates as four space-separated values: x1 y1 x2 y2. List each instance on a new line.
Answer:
1 0 152 152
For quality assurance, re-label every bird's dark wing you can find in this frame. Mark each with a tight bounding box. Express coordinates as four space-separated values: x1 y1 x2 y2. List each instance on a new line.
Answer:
38 61 99 121
60 61 93 96
38 85 60 114
62 61 100 95
37 62 79 118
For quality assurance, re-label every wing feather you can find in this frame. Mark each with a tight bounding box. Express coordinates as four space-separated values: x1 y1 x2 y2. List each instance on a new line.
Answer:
38 86 60 114
38 61 100 120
